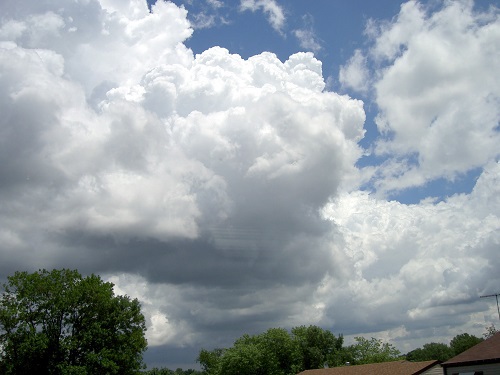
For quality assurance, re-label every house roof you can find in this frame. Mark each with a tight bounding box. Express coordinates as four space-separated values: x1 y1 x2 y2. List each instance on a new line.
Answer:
442 332 500 367
296 360 440 375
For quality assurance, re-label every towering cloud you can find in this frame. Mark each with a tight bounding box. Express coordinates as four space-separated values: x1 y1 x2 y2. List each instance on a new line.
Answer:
0 0 365 350
0 0 499 367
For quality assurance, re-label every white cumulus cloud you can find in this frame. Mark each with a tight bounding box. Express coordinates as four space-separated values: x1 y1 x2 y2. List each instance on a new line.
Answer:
0 0 499 368
240 0 286 33
339 49 370 94
349 0 500 194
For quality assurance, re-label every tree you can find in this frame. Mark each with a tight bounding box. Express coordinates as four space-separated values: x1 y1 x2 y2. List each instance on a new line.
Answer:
143 368 175 375
344 337 401 365
141 368 202 375
406 342 453 362
0 269 147 375
218 338 269 375
449 333 483 356
197 348 224 375
199 332 288 375
197 326 343 375
291 325 343 370
257 328 300 375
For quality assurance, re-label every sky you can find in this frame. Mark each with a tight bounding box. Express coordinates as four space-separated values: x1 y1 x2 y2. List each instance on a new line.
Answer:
0 0 499 370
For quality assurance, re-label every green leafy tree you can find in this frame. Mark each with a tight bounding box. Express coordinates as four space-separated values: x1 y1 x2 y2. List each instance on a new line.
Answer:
218 338 269 375
215 332 288 375
344 337 401 365
142 368 174 375
291 325 343 370
0 269 147 375
141 368 202 375
197 326 343 375
449 333 483 356
197 348 225 375
406 342 453 362
257 328 300 374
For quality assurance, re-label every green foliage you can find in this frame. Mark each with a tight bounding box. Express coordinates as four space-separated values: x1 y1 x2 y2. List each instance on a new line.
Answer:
142 368 202 375
449 333 483 356
197 325 343 375
407 332 485 363
197 327 491 374
344 337 401 365
258 328 298 372
291 325 343 370
197 348 225 375
406 342 453 362
219 338 270 375
0 269 147 375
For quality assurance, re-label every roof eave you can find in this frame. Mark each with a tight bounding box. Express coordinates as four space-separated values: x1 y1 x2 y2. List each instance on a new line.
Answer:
441 358 500 368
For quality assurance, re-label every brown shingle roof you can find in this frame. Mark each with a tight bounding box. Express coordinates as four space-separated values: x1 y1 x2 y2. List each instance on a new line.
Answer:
442 331 500 366
296 360 439 375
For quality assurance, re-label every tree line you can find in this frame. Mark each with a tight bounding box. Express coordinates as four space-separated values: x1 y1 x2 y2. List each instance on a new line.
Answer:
195 327 401 375
142 326 496 375
182 325 494 375
406 330 492 362
0 269 497 375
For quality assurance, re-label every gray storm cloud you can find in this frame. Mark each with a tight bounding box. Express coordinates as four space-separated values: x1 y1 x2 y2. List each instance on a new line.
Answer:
0 0 365 347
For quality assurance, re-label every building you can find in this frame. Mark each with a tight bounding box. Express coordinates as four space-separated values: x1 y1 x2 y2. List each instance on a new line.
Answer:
441 332 500 375
296 360 442 375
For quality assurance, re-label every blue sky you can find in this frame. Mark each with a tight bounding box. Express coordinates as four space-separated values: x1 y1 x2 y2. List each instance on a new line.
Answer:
0 0 499 370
